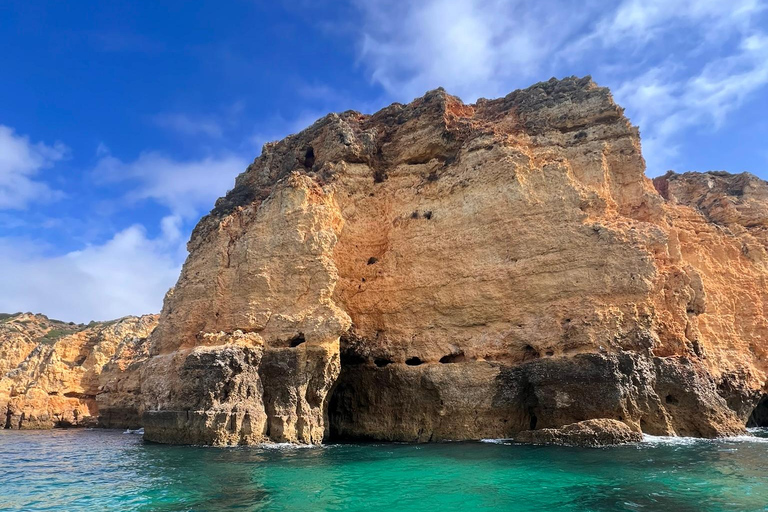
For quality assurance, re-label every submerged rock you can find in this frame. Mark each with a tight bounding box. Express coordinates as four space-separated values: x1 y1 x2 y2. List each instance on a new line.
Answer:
515 419 643 447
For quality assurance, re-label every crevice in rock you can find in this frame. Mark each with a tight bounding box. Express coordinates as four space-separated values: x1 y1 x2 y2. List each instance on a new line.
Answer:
747 395 768 427
405 357 423 366
522 345 540 362
302 147 315 169
439 352 466 364
340 352 366 365
374 357 393 368
289 333 306 348
4 404 11 429
63 392 96 399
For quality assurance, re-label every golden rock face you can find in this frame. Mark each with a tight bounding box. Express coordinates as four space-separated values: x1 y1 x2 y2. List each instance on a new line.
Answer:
0 314 158 429
6 77 766 444
136 76 768 445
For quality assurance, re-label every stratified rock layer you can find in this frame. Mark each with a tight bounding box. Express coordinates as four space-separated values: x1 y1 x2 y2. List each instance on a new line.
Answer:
0 313 158 429
140 76 768 445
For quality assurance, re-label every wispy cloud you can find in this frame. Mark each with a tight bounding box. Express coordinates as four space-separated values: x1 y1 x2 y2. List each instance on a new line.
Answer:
353 0 768 173
0 125 68 210
153 113 224 138
354 0 590 102
94 147 248 218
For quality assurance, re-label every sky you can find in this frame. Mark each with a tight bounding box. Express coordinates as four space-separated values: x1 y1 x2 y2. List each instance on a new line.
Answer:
1 0 767 322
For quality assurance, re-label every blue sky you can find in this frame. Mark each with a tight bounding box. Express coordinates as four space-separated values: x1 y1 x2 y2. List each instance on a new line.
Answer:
1 0 767 322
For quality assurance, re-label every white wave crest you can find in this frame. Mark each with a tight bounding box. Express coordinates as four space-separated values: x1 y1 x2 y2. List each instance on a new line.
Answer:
642 433 768 445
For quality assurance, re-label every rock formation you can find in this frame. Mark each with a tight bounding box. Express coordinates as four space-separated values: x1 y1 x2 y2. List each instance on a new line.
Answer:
0 313 158 429
129 76 766 445
515 419 643 447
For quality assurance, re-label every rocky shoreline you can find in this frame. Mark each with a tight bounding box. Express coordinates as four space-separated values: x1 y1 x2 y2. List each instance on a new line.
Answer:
3 77 768 448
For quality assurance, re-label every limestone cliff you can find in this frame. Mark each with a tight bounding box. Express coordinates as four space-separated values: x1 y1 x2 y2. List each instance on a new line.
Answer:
139 76 768 445
0 313 158 429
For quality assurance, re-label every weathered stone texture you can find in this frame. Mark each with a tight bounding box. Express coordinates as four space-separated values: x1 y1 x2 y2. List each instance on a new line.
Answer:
137 76 768 444
0 314 158 429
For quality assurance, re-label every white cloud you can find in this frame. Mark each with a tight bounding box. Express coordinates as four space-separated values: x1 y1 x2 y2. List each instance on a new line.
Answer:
355 0 589 101
0 125 68 209
354 0 768 173
94 149 248 218
593 0 764 46
0 220 183 323
614 33 768 173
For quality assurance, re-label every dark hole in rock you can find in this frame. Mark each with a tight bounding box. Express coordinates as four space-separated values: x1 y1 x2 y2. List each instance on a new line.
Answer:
545 350 554 357
423 211 433 220
665 394 679 405
373 169 387 183
405 357 423 366
374 358 393 368
427 172 439 182
361 278 366 282
289 333 306 347
529 411 538 430
411 211 420 219
747 395 768 427
439 353 466 363
341 352 366 365
302 147 315 169
522 345 540 361
367 257 378 265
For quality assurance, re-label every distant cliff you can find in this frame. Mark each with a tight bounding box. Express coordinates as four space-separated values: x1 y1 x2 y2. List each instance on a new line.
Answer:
135 76 768 445
0 313 158 429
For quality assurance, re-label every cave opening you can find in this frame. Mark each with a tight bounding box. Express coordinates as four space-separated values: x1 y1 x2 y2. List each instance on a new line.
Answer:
374 357 393 368
747 395 768 427
528 410 538 430
302 147 315 169
340 352 366 365
405 357 423 366
522 344 540 362
439 353 466 363
289 333 306 347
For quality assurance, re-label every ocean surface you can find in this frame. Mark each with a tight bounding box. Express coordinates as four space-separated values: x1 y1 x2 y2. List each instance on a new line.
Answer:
1 429 767 511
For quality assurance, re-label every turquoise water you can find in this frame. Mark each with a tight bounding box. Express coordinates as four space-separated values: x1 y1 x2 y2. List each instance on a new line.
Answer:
1 430 768 511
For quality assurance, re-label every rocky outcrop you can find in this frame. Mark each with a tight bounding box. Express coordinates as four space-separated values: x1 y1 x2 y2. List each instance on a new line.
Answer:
0 313 158 429
139 76 768 445
515 419 643 447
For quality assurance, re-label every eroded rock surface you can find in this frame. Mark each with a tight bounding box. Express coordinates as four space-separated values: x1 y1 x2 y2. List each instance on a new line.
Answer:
0 313 158 429
515 419 643 447
139 76 768 445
